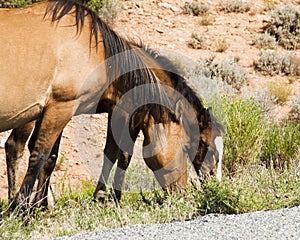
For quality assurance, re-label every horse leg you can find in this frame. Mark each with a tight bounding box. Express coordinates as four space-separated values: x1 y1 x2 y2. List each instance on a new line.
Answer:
111 128 139 202
93 113 120 202
32 133 62 209
5 122 35 203
9 105 72 211
110 153 133 202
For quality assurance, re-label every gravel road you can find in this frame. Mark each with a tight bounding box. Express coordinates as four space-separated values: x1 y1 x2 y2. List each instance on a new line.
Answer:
56 205 300 240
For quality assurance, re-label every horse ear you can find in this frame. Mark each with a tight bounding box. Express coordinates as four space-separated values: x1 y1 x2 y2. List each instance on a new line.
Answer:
175 99 184 122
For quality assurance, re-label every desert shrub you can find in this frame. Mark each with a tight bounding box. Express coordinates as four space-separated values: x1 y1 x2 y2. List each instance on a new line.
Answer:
188 33 207 49
196 57 247 90
253 33 277 49
182 1 209 16
267 80 293 104
289 94 300 120
261 121 300 170
215 38 229 53
254 50 299 76
263 0 278 11
264 4 300 49
222 97 264 176
199 13 215 26
220 0 251 13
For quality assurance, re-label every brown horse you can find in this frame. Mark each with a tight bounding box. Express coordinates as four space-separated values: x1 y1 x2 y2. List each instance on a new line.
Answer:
1 0 223 210
5 49 223 208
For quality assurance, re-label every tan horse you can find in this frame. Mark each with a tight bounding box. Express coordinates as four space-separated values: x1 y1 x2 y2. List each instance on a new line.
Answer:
5 48 223 208
1 0 223 210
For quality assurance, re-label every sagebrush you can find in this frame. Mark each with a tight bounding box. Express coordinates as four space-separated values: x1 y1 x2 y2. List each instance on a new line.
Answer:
264 4 300 49
220 0 251 13
254 50 300 76
195 56 247 90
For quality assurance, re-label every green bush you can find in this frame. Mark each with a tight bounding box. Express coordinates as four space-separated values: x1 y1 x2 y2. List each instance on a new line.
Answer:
222 97 264 176
254 50 299 76
261 121 300 170
264 4 300 50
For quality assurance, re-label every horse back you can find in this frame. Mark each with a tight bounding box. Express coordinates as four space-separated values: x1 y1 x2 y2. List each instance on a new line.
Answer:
0 2 106 131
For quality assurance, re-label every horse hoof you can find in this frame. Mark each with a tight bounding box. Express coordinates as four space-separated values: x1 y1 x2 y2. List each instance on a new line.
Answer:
93 190 107 203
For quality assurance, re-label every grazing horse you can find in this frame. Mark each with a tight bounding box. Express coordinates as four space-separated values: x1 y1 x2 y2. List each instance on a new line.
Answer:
5 48 223 208
1 0 223 210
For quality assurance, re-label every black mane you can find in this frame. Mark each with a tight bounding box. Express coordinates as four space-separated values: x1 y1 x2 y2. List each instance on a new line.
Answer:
44 0 223 133
139 45 223 132
45 0 170 121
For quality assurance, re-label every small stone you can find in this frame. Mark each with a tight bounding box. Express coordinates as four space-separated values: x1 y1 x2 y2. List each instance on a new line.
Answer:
158 3 171 9
171 6 180 12
155 28 164 33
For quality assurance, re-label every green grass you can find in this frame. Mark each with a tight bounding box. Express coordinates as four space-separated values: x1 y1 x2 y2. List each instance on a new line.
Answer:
1 163 299 239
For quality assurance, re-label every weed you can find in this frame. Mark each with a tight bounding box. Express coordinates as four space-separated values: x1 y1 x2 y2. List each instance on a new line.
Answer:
199 13 215 26
188 33 207 49
261 121 300 170
267 80 293 104
182 1 209 16
215 38 229 53
222 97 264 176
220 0 251 13
54 154 66 171
253 33 277 49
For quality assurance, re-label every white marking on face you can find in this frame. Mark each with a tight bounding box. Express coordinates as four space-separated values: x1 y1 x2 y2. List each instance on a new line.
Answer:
214 136 223 182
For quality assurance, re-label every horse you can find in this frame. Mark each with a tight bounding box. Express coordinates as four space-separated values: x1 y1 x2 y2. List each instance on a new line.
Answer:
1 0 223 210
5 54 223 209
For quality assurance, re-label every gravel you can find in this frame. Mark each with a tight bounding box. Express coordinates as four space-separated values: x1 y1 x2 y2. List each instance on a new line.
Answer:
55 205 300 240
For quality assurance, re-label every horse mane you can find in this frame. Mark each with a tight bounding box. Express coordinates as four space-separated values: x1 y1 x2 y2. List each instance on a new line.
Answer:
45 0 223 133
136 44 224 133
45 0 170 121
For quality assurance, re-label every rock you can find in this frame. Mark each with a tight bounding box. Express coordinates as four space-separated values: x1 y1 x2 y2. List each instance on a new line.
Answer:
155 28 164 33
158 3 171 9
171 6 180 12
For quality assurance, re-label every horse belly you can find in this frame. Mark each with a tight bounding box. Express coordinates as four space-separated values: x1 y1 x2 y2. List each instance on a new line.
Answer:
0 102 43 132
0 12 60 132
